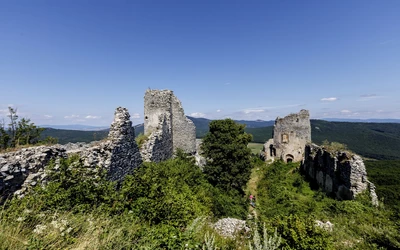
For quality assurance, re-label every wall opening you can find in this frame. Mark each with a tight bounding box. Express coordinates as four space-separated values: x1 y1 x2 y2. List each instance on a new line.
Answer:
286 154 294 163
282 133 289 143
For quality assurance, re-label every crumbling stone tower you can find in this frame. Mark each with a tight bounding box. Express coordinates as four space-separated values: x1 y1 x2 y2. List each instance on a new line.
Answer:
143 89 196 159
273 109 311 162
262 109 311 163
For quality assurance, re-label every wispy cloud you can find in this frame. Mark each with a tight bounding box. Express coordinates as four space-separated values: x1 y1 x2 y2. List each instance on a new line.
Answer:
358 94 383 101
44 115 53 118
85 115 101 119
341 110 351 113
131 113 140 119
320 97 337 102
64 115 79 119
190 112 206 118
242 109 265 114
216 109 221 113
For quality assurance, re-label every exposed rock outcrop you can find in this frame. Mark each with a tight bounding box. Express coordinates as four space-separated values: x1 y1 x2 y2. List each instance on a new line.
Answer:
213 218 249 238
301 144 378 205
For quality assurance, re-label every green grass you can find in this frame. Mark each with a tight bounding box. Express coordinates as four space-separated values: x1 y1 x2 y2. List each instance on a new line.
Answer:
248 142 264 155
255 161 400 249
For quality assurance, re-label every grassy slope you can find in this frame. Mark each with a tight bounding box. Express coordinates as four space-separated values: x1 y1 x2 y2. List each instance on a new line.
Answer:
256 161 400 249
248 143 264 155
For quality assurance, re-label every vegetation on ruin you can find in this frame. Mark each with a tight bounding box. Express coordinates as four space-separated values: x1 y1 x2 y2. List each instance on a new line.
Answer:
256 160 400 249
135 132 150 148
2 117 400 249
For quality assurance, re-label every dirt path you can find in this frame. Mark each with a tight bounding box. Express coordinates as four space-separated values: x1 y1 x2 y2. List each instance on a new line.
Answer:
246 165 264 219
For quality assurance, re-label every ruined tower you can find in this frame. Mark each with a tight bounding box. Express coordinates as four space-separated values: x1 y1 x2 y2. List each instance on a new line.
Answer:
143 89 196 160
262 109 311 163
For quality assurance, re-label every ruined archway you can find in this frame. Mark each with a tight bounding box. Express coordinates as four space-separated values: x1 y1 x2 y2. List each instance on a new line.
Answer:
286 154 294 163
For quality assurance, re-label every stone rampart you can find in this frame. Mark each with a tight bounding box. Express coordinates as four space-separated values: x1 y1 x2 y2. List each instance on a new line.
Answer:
140 114 173 162
0 107 142 201
301 144 378 205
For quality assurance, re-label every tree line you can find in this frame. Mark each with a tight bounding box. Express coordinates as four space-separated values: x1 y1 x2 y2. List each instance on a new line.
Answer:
0 107 55 150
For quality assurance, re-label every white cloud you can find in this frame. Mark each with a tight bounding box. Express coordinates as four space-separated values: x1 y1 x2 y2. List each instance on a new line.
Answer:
190 112 206 118
131 113 140 119
64 115 79 119
320 97 337 102
85 115 101 119
216 109 221 113
358 94 383 101
242 109 265 114
44 115 53 118
341 110 351 113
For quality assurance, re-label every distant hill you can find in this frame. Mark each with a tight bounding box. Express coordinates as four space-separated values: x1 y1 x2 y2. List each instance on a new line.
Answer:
42 118 400 160
40 124 109 131
310 120 400 160
41 128 109 144
322 118 400 123
187 116 274 138
246 119 400 160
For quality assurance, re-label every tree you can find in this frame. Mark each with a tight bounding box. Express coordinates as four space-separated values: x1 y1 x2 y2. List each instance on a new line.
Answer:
7 107 18 147
0 119 10 150
0 107 45 149
15 118 44 146
201 119 253 193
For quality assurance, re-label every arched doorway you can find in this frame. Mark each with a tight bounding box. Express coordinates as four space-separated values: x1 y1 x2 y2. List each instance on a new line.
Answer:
286 154 294 163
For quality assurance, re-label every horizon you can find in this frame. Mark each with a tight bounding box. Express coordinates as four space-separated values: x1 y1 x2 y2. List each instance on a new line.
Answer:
1 1 399 126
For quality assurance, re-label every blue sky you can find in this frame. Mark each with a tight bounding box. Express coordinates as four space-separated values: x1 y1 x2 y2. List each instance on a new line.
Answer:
1 0 399 126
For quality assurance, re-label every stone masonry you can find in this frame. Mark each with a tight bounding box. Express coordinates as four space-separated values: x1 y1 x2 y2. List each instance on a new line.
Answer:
301 143 378 205
0 107 142 201
142 89 196 162
261 109 311 163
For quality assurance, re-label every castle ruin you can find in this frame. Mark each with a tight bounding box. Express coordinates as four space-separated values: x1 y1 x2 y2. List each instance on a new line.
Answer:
142 89 196 162
301 144 378 205
261 109 311 163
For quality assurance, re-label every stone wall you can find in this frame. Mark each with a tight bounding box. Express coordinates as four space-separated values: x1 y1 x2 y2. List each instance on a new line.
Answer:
301 143 378 205
140 114 173 162
171 94 196 154
0 107 142 201
0 146 68 202
261 110 311 163
143 89 196 155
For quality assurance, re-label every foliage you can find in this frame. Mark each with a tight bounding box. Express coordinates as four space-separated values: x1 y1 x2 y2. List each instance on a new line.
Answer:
40 128 109 144
321 140 348 152
0 107 45 150
256 160 400 249
201 119 253 194
135 132 149 148
118 157 213 226
365 160 400 219
248 223 281 250
0 152 254 249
